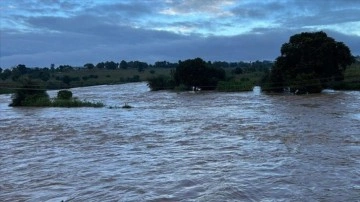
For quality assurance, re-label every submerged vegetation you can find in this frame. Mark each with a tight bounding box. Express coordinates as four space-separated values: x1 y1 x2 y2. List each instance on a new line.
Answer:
9 79 103 107
147 58 270 91
261 31 355 94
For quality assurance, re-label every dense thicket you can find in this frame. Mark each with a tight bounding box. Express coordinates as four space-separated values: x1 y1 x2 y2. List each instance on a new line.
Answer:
10 79 50 106
173 58 226 90
262 31 354 93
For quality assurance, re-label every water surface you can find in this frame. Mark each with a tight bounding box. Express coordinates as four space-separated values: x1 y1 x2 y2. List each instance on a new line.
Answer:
1 83 359 201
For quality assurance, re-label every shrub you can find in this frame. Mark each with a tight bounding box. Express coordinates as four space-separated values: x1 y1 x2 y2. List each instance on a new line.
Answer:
147 75 174 91
57 90 73 100
51 99 104 108
10 79 50 107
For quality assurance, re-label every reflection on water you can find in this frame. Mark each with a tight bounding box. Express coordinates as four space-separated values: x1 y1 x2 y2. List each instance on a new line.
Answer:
1 82 359 201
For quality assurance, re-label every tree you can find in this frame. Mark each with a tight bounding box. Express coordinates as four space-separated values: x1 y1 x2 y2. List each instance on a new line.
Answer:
120 60 128 69
105 61 118 70
57 90 73 100
147 75 174 91
58 65 73 72
96 62 105 69
10 79 50 107
0 69 11 80
264 31 354 93
173 58 226 90
232 67 243 74
84 63 95 69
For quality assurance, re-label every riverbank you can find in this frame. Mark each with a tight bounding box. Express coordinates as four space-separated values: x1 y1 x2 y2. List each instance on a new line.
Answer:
1 63 359 94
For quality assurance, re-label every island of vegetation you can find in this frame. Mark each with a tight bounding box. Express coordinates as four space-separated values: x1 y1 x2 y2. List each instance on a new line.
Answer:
1 31 359 107
9 79 103 107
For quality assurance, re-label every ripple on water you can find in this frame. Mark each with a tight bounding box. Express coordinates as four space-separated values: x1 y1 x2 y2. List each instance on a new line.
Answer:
0 83 359 201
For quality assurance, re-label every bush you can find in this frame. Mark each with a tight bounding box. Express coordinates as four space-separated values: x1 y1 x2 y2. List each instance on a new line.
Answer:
10 79 50 107
51 98 104 108
57 90 73 100
9 81 104 108
173 58 226 90
147 75 174 91
290 73 322 94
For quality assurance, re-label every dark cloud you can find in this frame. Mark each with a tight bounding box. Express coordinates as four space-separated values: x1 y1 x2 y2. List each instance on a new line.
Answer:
231 1 285 19
1 0 359 68
1 26 359 68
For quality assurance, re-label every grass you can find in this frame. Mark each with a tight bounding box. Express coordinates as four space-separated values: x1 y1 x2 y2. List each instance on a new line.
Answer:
217 71 266 92
49 68 172 88
342 63 360 89
51 98 104 108
0 67 173 94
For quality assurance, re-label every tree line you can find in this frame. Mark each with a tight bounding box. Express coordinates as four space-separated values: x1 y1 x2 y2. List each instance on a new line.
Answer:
1 31 358 95
0 60 272 82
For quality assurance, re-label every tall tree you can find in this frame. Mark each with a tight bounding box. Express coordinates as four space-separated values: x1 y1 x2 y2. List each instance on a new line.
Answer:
105 61 118 70
84 63 95 69
119 60 128 69
96 62 105 69
263 31 354 93
173 58 225 90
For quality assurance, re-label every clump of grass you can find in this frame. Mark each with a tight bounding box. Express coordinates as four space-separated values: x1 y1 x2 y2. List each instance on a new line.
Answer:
217 80 254 92
107 103 133 109
51 98 104 108
51 89 104 107
122 103 132 108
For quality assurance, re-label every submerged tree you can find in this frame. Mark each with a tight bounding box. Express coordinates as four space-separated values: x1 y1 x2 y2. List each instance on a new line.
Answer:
10 79 50 107
263 31 354 93
57 90 73 100
173 58 225 90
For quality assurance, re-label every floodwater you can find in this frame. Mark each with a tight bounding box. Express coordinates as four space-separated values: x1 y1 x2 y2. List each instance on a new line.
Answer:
0 82 359 202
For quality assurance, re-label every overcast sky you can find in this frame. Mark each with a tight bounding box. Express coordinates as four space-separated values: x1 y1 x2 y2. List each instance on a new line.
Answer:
1 0 360 68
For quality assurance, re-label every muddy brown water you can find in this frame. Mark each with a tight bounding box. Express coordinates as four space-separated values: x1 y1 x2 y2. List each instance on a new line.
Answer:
0 82 359 201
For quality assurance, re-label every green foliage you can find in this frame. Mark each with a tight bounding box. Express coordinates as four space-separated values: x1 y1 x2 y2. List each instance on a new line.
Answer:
289 73 323 94
120 60 128 69
52 89 103 107
174 58 226 90
264 31 354 93
2 56 358 96
232 67 243 74
332 63 360 90
1 69 12 80
217 80 254 92
57 90 73 100
147 75 174 91
10 79 50 107
51 98 104 108
9 81 103 107
84 63 95 69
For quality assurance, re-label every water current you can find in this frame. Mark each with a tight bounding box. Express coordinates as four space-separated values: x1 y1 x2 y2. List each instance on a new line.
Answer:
0 82 359 201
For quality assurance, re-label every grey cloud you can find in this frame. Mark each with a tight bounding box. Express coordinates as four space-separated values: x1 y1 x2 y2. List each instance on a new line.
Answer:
162 0 234 16
231 0 360 30
1 27 359 68
231 1 285 19
1 0 360 68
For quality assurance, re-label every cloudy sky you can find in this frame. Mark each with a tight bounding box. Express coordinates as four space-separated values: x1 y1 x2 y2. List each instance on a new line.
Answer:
1 0 360 68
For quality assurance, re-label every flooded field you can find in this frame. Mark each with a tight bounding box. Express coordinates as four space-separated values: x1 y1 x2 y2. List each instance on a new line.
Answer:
0 82 359 201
